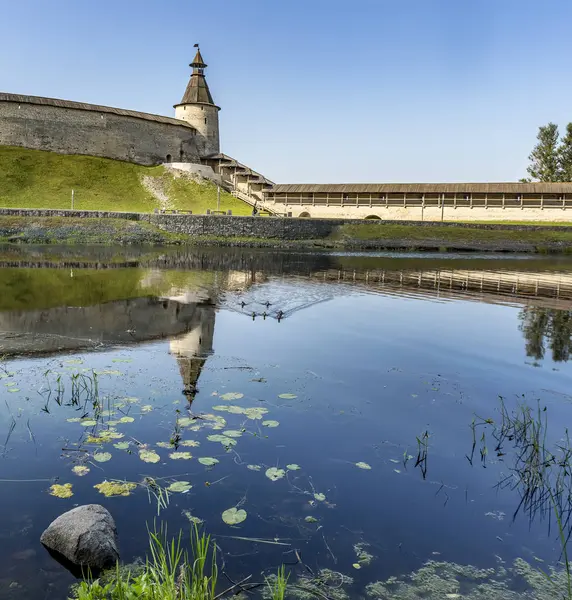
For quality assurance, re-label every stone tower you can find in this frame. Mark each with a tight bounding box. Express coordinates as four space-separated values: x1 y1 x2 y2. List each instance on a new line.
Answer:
174 46 220 157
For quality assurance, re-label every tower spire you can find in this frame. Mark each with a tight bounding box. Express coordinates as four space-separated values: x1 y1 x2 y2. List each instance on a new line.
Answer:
179 44 215 105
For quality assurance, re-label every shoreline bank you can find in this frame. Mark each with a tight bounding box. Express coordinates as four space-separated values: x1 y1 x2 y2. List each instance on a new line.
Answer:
2 212 572 253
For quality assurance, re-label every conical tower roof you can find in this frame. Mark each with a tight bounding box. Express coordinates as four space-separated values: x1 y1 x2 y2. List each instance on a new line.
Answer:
177 46 216 106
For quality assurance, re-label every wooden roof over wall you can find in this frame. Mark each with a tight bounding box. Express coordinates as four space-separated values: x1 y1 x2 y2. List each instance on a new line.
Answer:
0 93 195 129
268 183 572 194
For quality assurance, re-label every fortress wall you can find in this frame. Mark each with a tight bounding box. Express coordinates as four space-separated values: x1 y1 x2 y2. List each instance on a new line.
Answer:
0 100 201 166
267 203 572 223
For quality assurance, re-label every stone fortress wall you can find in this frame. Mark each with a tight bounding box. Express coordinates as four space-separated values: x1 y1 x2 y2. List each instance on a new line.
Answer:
0 93 202 166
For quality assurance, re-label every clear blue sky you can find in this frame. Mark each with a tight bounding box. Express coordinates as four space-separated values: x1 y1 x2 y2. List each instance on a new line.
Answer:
2 0 572 183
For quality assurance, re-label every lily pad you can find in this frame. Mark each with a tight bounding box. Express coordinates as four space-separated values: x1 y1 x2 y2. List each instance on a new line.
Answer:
122 397 139 404
169 452 193 460
93 452 112 463
86 435 105 444
94 480 136 497
65 359 83 365
66 417 82 423
198 457 219 466
180 440 200 447
356 462 372 470
220 392 244 401
222 430 243 438
100 410 115 417
279 393 297 399
95 369 123 376
287 464 301 471
141 405 153 413
72 466 90 476
7 388 20 393
352 563 361 570
244 407 269 420
305 516 318 523
112 358 132 363
157 441 173 449
100 431 124 440
247 464 261 471
114 442 130 450
314 493 326 502
222 507 247 525
167 481 192 493
139 449 161 463
49 483 73 498
80 420 97 427
262 420 280 428
178 417 195 427
265 467 286 482
207 434 237 447
118 416 134 424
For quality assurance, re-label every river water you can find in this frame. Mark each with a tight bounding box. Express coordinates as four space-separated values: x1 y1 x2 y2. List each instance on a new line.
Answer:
1 246 572 599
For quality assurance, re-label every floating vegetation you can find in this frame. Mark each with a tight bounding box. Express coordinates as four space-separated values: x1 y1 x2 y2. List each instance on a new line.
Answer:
356 462 372 470
118 416 135 424
180 440 200 447
213 405 245 415
278 393 297 399
262 420 280 428
7 388 19 392
274 569 353 600
244 407 269 420
80 420 97 427
139 449 161 464
113 442 130 450
266 467 286 481
220 392 244 401
353 542 374 566
49 483 73 498
222 507 247 525
183 510 203 525
305 516 318 523
167 481 192 493
177 417 195 427
287 464 301 471
141 405 153 413
156 441 173 449
66 417 82 423
199 457 219 466
207 434 237 448
95 369 122 376
86 435 105 444
314 493 326 501
365 557 570 600
94 480 137 497
72 465 90 476
93 452 112 463
112 358 132 363
169 452 193 460
222 430 243 438
247 464 262 471
352 563 361 570
99 431 124 440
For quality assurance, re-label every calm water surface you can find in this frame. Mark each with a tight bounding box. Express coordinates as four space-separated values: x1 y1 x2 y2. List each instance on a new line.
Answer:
1 246 572 599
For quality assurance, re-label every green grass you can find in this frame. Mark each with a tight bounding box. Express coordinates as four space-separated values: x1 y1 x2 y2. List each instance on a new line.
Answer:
0 146 251 215
72 524 290 600
334 222 572 245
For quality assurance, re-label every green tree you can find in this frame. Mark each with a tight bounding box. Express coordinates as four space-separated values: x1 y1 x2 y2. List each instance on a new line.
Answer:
526 123 562 182
559 122 572 182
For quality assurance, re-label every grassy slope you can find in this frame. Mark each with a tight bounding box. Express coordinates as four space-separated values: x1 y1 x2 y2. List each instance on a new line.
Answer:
0 146 250 215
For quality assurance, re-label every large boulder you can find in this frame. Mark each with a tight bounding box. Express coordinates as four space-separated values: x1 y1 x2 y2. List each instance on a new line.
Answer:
40 504 119 570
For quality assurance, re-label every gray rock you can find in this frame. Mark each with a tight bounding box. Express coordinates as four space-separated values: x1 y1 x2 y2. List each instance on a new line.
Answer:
40 504 119 570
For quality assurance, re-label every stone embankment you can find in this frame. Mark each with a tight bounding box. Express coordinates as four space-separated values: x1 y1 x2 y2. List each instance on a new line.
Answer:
2 208 572 252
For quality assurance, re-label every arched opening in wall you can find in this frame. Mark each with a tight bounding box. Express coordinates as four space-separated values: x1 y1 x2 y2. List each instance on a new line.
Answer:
364 215 381 220
166 154 172 163
299 211 311 218
179 150 184 161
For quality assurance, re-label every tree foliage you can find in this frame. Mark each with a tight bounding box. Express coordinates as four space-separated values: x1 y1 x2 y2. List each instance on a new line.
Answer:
559 123 572 183
519 307 572 362
525 122 572 182
526 123 562 182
